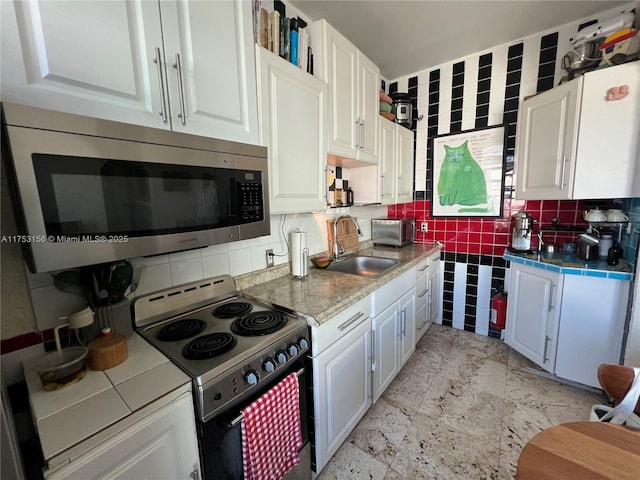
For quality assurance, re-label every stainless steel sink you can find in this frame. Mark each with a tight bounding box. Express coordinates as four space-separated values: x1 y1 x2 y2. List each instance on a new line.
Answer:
325 255 399 278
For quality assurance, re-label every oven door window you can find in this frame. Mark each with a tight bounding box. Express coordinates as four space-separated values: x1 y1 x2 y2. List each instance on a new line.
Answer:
32 154 262 238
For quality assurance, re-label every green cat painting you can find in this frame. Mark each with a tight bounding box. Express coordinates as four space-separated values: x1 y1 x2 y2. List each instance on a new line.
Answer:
437 141 492 213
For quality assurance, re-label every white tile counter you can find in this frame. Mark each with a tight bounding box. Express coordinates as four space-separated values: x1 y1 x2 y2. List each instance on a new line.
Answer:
23 333 191 469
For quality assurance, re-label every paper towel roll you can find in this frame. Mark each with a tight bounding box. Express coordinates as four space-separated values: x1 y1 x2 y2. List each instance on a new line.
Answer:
291 230 308 277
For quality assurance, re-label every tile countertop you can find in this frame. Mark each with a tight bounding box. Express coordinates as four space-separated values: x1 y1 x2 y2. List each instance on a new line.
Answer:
23 333 191 468
504 249 633 281
241 243 441 326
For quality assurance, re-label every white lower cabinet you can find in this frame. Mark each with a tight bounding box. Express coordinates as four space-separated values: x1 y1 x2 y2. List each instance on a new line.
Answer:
44 392 200 480
372 267 416 402
428 256 442 325
415 251 442 341
505 263 629 387
311 295 372 473
505 264 561 373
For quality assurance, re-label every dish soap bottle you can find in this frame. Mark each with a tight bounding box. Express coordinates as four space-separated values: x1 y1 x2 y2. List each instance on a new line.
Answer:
607 243 623 266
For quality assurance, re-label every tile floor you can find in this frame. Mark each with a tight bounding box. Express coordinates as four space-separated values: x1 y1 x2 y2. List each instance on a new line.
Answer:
317 324 604 480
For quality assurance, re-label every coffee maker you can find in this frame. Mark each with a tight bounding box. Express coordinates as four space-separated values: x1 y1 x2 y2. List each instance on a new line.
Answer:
511 210 534 252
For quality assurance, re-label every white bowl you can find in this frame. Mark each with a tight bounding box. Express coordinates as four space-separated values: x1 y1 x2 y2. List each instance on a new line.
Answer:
606 210 628 222
585 210 607 222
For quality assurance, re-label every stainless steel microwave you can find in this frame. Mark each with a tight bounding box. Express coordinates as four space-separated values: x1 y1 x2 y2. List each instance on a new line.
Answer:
1 103 270 273
371 218 416 246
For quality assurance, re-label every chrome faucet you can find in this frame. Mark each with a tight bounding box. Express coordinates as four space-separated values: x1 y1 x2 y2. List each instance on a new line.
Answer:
332 214 361 261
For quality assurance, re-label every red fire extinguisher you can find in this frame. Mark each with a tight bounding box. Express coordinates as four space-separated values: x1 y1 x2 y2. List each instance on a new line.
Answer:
489 287 507 331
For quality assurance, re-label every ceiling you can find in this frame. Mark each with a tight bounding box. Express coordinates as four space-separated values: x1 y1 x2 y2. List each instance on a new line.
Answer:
289 0 631 79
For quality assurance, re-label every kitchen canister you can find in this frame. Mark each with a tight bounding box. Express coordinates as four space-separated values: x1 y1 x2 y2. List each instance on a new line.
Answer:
87 327 128 371
291 230 309 278
599 234 613 257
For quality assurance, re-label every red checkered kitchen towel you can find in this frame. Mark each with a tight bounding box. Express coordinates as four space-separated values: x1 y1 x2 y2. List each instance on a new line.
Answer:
241 373 302 480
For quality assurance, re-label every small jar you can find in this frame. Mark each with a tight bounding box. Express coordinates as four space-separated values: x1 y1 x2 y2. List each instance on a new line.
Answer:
599 234 613 257
607 243 623 266
346 187 354 206
562 242 576 254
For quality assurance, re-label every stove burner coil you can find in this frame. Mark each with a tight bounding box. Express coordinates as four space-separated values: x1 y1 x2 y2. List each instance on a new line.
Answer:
182 333 237 360
157 319 207 341
231 311 287 336
213 301 253 319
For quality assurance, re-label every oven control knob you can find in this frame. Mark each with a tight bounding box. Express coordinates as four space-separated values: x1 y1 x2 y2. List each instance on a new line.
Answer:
276 351 288 364
262 359 276 373
298 338 309 350
287 344 299 357
244 370 259 385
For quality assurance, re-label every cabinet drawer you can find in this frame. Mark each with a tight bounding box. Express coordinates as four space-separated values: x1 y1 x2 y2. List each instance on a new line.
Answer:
416 259 430 275
372 267 415 315
311 294 371 355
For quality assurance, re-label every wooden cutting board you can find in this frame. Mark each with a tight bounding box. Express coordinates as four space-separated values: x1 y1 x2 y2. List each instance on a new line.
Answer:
326 218 360 255
516 422 640 479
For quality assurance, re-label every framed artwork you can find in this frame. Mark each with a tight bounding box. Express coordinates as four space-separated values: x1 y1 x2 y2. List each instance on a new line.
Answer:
430 125 506 217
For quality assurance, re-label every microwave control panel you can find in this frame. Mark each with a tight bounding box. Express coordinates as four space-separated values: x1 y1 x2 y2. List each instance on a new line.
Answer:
238 182 264 222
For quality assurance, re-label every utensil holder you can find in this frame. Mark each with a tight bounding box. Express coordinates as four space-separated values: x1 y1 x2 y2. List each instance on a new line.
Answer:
94 299 133 339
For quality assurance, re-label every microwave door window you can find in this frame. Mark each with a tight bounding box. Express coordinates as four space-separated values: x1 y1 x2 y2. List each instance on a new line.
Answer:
101 162 152 234
33 154 109 236
32 154 239 239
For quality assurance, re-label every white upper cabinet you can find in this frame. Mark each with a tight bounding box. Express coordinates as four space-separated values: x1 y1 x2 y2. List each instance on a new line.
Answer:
356 52 380 162
379 118 397 202
1 0 259 144
307 19 380 164
158 0 258 142
379 117 414 205
396 124 415 203
515 62 640 200
256 46 328 214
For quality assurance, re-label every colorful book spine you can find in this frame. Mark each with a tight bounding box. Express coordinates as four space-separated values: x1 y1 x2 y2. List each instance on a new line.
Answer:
259 8 268 48
289 18 298 66
268 10 280 55
281 17 290 61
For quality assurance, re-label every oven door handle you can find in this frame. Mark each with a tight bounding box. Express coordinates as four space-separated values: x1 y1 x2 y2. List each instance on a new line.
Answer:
227 368 305 428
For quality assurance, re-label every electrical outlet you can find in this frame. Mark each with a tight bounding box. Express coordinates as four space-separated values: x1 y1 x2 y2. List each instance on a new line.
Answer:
420 222 428 233
265 249 274 267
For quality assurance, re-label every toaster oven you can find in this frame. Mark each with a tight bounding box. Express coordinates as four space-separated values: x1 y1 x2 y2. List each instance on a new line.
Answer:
371 218 415 246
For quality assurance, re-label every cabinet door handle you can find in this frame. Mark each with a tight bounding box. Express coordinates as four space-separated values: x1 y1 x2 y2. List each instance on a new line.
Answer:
370 329 375 402
418 289 428 298
560 155 568 190
324 166 328 201
338 311 365 331
173 53 187 125
190 469 200 480
543 335 551 363
401 308 406 337
548 282 555 312
354 117 360 149
359 119 365 151
153 47 168 124
419 264 429 272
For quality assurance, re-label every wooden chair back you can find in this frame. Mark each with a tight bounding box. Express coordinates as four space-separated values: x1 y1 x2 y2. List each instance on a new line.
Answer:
597 363 640 415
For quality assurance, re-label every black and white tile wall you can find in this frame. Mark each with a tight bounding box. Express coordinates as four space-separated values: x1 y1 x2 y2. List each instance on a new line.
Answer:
387 3 637 336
